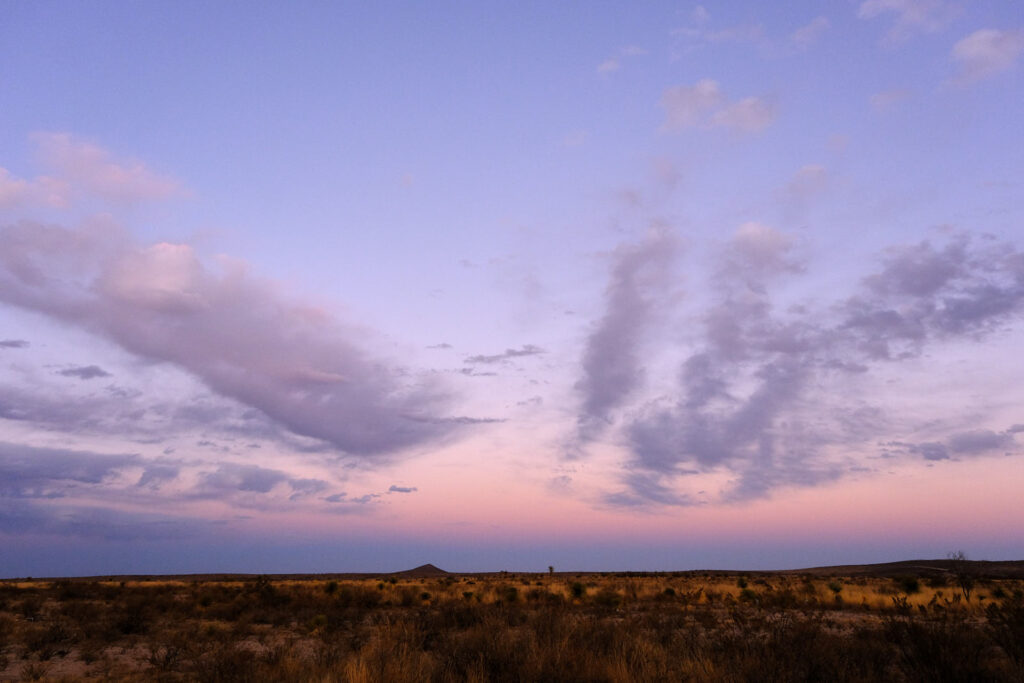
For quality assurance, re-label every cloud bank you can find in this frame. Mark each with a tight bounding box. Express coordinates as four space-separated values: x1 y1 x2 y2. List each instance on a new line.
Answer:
0 220 458 457
578 228 1024 505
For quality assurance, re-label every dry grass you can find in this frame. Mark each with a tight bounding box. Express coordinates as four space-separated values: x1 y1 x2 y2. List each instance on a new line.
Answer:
0 571 1021 681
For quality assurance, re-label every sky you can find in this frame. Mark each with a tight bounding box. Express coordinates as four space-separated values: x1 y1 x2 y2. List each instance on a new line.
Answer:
1 1 1023 577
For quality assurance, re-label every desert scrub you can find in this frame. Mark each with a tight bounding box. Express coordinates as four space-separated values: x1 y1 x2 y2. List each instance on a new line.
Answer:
1 573 1023 681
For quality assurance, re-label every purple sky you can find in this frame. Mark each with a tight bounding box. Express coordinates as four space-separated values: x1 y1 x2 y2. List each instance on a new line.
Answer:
1 1 1022 575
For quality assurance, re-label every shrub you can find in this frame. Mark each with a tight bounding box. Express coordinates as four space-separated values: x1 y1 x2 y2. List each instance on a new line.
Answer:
593 587 622 608
987 593 1024 670
23 621 74 660
898 576 921 594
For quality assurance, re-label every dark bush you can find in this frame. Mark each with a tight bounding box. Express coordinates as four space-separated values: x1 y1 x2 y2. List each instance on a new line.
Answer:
592 587 622 608
898 576 921 594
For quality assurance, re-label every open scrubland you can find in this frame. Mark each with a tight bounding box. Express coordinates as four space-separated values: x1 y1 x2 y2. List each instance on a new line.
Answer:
1 562 1022 682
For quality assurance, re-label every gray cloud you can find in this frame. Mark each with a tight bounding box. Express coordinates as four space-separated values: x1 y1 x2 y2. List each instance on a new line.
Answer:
464 344 545 364
58 364 111 380
947 429 1015 454
604 471 694 508
388 485 417 493
287 477 329 500
0 441 138 499
186 463 333 507
575 230 677 444
0 499 211 540
0 434 338 538
137 463 180 489
404 414 505 425
348 494 378 504
888 428 1019 462
324 492 378 505
0 339 29 348
0 383 137 431
841 236 1024 358
591 230 1024 505
0 220 460 457
193 463 289 496
459 368 498 377
0 380 281 450
0 443 206 540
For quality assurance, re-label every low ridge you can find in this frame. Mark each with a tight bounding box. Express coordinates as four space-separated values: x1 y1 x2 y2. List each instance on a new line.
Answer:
392 563 449 578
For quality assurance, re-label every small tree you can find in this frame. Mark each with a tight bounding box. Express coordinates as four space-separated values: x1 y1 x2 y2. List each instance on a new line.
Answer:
548 566 554 576
948 550 975 602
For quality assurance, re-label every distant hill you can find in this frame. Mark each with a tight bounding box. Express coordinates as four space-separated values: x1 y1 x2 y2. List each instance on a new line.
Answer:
6 558 1023 583
391 563 449 578
782 559 1024 579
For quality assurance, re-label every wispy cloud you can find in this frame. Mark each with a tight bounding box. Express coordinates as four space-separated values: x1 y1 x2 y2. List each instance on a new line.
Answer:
887 428 1018 462
0 166 69 209
710 97 777 133
324 492 380 505
857 0 956 42
464 344 544 364
596 45 648 75
781 165 829 220
574 229 677 445
672 8 763 53
870 89 912 111
661 80 724 130
661 80 776 134
791 16 830 49
1 133 186 210
31 132 186 203
951 28 1024 83
57 365 111 380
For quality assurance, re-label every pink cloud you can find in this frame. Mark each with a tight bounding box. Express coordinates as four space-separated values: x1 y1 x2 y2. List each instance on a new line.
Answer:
0 166 70 209
951 28 1024 83
0 221 460 457
31 132 186 203
661 80 775 134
